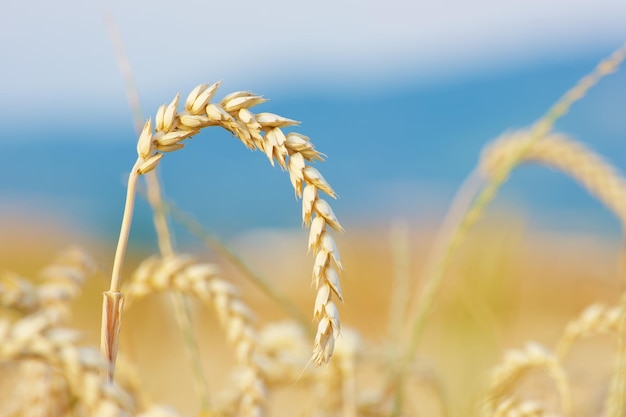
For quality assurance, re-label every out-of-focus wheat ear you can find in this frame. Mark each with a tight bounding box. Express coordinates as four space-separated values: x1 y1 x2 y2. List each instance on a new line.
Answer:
335 328 361 417
125 255 267 417
37 248 95 320
0 248 94 320
480 131 626 225
555 303 621 359
313 327 362 417
482 343 571 417
0 312 136 415
0 272 40 313
4 360 70 417
255 321 312 384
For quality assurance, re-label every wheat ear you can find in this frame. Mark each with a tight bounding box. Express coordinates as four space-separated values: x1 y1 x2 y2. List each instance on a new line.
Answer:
0 311 136 416
0 248 94 320
125 255 266 417
101 82 344 379
482 343 571 417
480 131 626 225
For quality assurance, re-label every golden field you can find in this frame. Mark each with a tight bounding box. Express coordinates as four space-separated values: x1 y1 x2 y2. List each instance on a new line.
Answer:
0 210 624 416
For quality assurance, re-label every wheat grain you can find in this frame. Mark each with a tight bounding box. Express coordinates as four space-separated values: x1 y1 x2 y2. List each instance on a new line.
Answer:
480 131 626 225
125 255 266 417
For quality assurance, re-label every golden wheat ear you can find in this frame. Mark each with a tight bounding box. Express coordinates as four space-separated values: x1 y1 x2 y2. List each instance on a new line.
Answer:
125 255 266 417
103 82 345 381
0 311 136 415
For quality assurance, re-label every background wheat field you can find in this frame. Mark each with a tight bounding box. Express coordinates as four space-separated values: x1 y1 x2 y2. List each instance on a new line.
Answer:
3 2 626 417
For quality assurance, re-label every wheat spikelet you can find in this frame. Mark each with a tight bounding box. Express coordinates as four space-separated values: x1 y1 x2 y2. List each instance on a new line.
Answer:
0 311 136 416
555 303 621 359
125 255 266 417
482 342 570 417
480 131 626 225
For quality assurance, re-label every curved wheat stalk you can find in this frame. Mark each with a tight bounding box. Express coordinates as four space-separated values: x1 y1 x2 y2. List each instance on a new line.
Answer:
102 82 344 380
124 255 266 417
482 343 570 417
480 131 626 225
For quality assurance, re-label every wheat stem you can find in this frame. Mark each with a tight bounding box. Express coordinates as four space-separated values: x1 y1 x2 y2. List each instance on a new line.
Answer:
109 159 142 293
100 158 141 382
104 14 213 407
